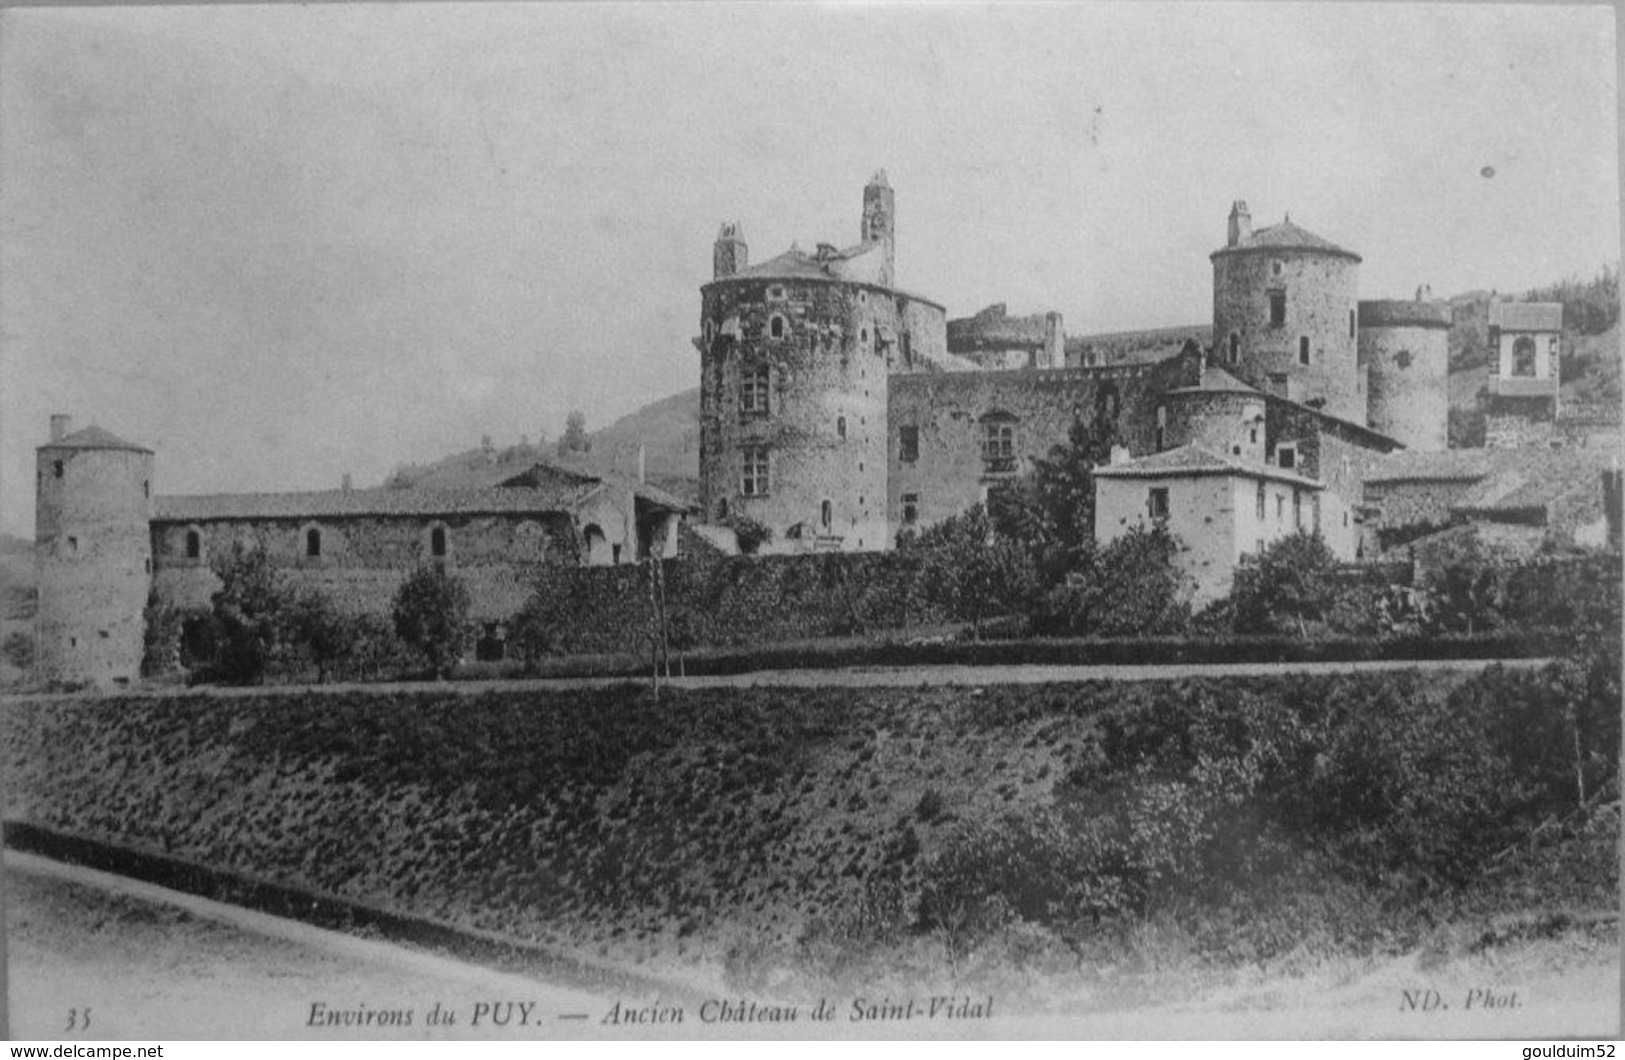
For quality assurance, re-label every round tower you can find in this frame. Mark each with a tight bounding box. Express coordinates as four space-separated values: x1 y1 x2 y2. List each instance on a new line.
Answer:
1211 202 1363 422
34 415 154 688
697 175 944 552
1359 292 1451 450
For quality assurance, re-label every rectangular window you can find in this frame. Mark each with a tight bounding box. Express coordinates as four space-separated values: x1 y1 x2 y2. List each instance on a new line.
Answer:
899 425 919 462
900 332 913 367
1148 487 1170 521
1277 444 1297 470
1256 482 1266 521
1298 336 1310 365
1269 291 1286 327
1349 308 1356 339
902 492 919 525
982 422 1016 462
740 364 771 417
1292 489 1302 528
741 445 770 496
1276 494 1285 521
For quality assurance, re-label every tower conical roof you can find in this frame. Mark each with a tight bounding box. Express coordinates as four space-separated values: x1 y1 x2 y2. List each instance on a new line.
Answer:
39 425 152 453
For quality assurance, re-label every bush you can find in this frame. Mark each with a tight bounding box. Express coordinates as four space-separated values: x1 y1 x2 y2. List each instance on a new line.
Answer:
392 565 472 678
141 596 184 677
285 589 358 684
1038 525 1190 636
206 543 289 685
1228 530 1338 635
914 506 1037 637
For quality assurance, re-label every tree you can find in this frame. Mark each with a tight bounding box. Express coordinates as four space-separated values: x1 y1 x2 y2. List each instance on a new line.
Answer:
558 409 592 455
1042 525 1191 636
987 415 1119 585
915 505 1037 638
208 543 289 684
141 595 184 677
392 565 472 679
1228 529 1339 635
286 588 358 684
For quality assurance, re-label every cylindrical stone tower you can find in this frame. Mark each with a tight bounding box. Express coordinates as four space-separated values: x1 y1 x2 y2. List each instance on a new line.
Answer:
34 416 154 688
1359 294 1452 451
1211 202 1363 422
697 176 943 552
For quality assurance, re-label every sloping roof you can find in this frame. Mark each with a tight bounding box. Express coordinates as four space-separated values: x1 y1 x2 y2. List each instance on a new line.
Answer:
1451 450 1612 518
1488 301 1563 332
152 484 599 523
735 248 843 281
1093 443 1323 489
39 425 152 453
1212 218 1361 261
1166 364 1260 396
1358 299 1452 329
1366 449 1499 484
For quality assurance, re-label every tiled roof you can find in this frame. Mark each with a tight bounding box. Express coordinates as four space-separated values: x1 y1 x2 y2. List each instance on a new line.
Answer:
1358 299 1452 329
1488 302 1564 332
1166 364 1260 395
152 483 600 523
1094 443 1323 489
39 425 152 453
1452 449 1614 517
735 249 842 281
1366 449 1499 484
1212 219 1361 261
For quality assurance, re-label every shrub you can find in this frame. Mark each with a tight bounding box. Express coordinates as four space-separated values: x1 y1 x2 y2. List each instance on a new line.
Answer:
1039 525 1191 636
140 595 184 677
914 506 1037 638
392 565 472 678
1228 530 1338 635
285 589 358 684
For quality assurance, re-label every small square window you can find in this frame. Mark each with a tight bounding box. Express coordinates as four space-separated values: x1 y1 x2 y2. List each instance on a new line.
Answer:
902 492 919 525
1277 445 1297 470
767 285 786 301
1148 488 1170 521
53 461 64 479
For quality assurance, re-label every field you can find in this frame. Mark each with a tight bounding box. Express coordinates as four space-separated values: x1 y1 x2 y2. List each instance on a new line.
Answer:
3 662 1615 1016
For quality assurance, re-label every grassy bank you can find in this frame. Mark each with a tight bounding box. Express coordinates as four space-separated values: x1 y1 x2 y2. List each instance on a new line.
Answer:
3 665 1615 1009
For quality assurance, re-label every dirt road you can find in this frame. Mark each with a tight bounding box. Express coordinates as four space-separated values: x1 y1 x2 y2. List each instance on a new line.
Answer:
7 850 1615 1040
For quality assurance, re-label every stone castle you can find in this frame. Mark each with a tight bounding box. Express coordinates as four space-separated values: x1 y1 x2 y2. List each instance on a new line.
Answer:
35 173 1616 687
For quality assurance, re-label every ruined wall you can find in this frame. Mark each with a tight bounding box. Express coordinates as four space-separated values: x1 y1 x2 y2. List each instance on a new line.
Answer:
1359 301 1451 452
887 352 1197 535
699 276 944 551
35 446 153 688
1213 248 1362 422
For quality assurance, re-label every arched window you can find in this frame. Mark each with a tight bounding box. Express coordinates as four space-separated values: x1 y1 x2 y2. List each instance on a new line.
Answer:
185 528 201 560
1512 335 1537 377
430 525 447 557
305 527 322 558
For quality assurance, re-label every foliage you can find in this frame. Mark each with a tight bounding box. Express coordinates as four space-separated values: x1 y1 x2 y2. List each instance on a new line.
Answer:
725 514 772 556
1228 529 1339 635
913 505 1037 637
557 409 591 455
1038 525 1190 636
206 543 290 685
986 416 1119 584
1524 264 1619 337
391 565 472 678
2 630 34 672
1447 404 1486 449
285 589 358 684
140 595 184 677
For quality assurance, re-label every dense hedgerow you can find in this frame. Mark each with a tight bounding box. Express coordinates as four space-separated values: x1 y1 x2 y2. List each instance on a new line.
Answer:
3 662 1615 988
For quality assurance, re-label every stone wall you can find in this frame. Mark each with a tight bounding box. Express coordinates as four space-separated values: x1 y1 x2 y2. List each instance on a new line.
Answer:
698 276 945 551
35 446 153 688
1212 248 1362 423
1359 305 1450 452
887 351 1198 535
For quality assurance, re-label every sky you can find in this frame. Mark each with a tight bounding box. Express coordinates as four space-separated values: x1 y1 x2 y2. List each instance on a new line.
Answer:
1 1 1618 537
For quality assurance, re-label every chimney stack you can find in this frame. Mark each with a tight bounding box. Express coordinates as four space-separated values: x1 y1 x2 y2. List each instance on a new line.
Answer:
1227 201 1252 248
638 444 647 484
49 414 72 442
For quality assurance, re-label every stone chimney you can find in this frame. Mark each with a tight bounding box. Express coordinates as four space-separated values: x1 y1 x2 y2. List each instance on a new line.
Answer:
1043 311 1064 369
49 414 72 443
1227 200 1252 248
1110 444 1132 466
713 222 748 280
1415 283 1434 302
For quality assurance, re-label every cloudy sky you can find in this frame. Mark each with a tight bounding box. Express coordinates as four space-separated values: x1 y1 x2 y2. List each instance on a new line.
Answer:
2 2 1617 536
